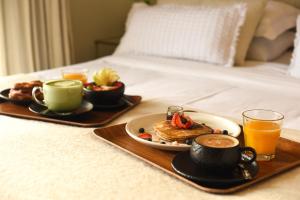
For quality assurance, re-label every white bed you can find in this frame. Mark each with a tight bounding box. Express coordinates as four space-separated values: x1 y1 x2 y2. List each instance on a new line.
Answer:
0 54 300 200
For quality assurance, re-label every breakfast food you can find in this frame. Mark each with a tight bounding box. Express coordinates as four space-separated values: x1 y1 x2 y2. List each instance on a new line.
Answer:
83 67 125 105
84 68 122 92
153 113 213 142
9 80 43 101
84 81 123 92
93 68 120 86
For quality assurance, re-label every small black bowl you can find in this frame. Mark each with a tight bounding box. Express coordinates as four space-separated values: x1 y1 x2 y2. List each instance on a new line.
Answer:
83 82 125 105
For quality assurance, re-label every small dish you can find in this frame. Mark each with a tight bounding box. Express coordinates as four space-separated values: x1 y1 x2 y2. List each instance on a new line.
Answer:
83 82 125 105
0 88 32 105
29 100 93 117
171 151 259 188
125 112 241 151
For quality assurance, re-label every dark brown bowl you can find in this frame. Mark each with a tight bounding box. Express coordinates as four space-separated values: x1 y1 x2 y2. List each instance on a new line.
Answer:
83 82 125 105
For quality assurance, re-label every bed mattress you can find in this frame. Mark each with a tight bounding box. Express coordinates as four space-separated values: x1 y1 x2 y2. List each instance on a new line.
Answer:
0 55 299 199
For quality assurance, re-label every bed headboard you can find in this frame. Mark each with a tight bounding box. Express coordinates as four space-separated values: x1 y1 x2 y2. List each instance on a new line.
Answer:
275 0 300 9
156 0 300 9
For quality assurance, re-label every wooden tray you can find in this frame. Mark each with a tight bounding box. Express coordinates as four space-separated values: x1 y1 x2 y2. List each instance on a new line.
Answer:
0 95 141 127
94 124 300 194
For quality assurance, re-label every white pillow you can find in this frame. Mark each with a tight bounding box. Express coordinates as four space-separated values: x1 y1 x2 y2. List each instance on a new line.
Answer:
155 0 268 66
247 31 295 62
255 1 300 40
289 16 300 77
116 3 247 67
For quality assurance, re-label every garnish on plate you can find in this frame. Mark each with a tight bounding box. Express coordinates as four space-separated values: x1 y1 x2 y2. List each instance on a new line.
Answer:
93 68 120 86
171 113 193 129
84 68 122 91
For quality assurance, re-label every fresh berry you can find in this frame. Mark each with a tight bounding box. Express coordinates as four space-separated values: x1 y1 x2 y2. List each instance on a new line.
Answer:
171 113 193 129
138 133 152 140
223 130 229 135
185 138 193 145
171 112 179 127
181 117 187 124
138 128 145 133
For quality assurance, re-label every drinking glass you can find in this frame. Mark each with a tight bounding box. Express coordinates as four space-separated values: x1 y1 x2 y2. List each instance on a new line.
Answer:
242 109 284 161
166 106 183 120
62 68 88 84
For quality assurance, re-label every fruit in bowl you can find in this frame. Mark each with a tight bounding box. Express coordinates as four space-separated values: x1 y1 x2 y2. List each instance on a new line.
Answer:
83 68 125 105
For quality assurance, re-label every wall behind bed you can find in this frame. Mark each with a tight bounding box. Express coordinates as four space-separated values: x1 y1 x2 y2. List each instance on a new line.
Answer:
70 0 133 63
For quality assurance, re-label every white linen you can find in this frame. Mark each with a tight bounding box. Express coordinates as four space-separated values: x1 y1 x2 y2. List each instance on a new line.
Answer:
116 3 246 67
247 31 295 62
156 0 268 66
290 16 300 77
255 1 299 40
0 55 300 199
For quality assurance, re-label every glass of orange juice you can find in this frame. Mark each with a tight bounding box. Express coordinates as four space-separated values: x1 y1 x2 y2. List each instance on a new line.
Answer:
242 109 284 161
62 68 88 84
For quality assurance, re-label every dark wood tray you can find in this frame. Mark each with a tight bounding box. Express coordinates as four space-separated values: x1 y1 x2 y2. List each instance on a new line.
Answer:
94 124 300 194
0 95 141 127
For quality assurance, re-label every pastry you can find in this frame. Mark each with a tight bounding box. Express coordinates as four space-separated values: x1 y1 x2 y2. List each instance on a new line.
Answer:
8 80 43 101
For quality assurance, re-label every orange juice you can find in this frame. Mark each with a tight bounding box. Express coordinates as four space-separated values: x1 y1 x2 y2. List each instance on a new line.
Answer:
63 73 87 84
244 121 280 155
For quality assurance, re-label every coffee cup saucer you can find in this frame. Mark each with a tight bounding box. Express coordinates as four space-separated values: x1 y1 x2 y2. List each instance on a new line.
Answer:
29 100 93 117
171 151 259 188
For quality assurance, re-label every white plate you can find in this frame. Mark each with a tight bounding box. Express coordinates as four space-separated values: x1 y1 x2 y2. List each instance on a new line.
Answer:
125 112 241 151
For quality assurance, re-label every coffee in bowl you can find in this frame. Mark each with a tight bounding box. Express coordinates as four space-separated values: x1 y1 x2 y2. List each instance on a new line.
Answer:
32 79 83 112
190 134 256 171
195 134 238 148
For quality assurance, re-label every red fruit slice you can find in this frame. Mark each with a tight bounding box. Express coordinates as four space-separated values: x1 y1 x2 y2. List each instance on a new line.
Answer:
171 113 194 129
171 113 179 127
93 86 103 91
175 115 184 128
183 121 192 129
138 133 152 139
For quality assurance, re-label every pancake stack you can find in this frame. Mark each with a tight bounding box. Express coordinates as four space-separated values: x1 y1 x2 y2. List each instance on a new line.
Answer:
153 120 213 142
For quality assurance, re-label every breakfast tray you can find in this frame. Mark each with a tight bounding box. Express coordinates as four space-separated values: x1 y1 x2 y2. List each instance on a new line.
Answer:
0 95 141 127
94 123 300 194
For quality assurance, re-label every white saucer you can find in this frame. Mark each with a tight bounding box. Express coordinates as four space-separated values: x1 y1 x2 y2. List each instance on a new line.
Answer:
125 112 241 151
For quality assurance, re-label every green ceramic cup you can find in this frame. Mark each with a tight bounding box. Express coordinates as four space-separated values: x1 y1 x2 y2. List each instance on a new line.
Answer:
32 79 83 112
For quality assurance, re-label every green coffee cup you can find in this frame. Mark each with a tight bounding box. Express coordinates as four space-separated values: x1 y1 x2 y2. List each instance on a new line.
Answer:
32 79 83 112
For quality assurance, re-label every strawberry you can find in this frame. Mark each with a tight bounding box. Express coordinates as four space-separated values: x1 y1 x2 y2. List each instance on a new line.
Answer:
175 114 184 128
171 113 179 127
183 120 192 129
138 133 152 140
171 113 194 129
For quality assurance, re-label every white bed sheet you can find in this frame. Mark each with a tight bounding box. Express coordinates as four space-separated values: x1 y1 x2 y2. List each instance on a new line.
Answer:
0 55 300 200
34 54 299 129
